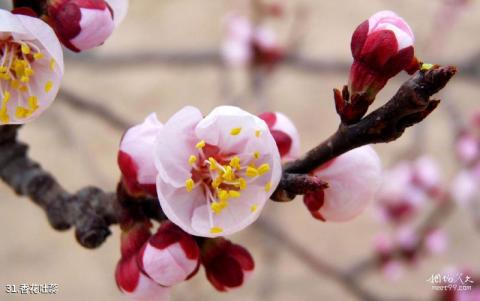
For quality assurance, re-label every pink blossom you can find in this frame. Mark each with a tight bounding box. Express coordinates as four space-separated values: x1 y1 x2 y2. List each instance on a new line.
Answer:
138 222 200 287
373 232 394 255
456 133 479 164
154 106 282 237
425 228 448 255
202 238 254 292
349 10 416 97
221 13 282 68
48 0 115 52
118 113 163 197
0 9 64 124
221 14 252 66
116 255 171 301
259 112 301 161
376 156 443 224
382 260 404 281
303 146 382 222
451 170 478 207
412 155 442 195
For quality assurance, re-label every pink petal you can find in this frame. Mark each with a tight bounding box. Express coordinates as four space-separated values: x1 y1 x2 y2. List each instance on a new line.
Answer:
70 7 115 51
268 112 301 160
313 146 382 222
120 113 163 186
141 243 198 286
105 0 129 26
156 176 205 236
155 106 203 188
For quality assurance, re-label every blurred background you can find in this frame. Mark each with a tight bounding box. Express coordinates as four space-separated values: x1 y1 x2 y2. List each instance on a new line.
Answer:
1 0 480 300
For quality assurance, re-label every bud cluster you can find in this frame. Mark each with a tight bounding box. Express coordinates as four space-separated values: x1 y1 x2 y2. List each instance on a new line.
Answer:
115 219 255 299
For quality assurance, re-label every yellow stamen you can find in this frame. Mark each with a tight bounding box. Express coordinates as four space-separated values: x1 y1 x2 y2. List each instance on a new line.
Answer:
188 155 197 165
20 76 29 83
250 204 258 212
229 190 241 198
3 91 11 103
223 166 235 181
229 156 241 169
45 81 53 93
25 68 34 76
15 107 30 119
211 202 223 214
210 227 223 234
27 96 39 111
212 176 223 188
230 127 242 136
257 163 270 175
265 181 272 192
253 151 260 159
218 189 230 201
238 177 247 190
255 130 261 137
185 178 195 192
10 80 20 89
21 43 30 54
195 140 205 149
33 53 44 60
208 157 218 170
246 166 259 177
50 58 55 71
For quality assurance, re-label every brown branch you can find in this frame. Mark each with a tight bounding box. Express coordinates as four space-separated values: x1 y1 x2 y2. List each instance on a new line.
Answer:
0 125 163 249
272 66 456 201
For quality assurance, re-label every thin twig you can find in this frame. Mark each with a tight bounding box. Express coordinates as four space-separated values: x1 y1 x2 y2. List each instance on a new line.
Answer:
58 88 132 130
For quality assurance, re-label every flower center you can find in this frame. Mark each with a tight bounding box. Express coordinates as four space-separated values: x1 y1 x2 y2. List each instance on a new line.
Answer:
184 127 272 234
0 37 56 123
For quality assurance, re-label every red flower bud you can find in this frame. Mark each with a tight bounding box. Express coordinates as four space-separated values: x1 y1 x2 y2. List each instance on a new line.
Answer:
47 0 115 52
120 221 152 259
115 255 170 301
259 112 300 160
337 11 419 124
138 222 200 287
350 11 416 94
202 238 254 292
118 113 162 197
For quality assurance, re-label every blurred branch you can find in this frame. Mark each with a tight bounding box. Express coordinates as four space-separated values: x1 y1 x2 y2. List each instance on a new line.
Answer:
272 66 456 201
257 218 384 301
69 49 480 80
67 50 350 74
58 88 133 130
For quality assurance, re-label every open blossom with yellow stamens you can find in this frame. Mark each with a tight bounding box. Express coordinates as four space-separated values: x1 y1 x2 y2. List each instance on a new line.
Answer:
155 106 281 238
0 9 63 124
